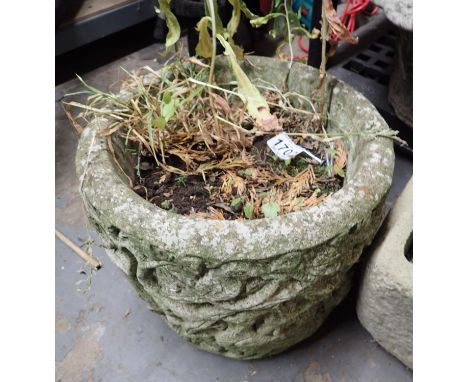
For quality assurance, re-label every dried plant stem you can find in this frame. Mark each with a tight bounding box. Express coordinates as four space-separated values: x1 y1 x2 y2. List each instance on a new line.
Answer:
190 78 319 117
206 0 217 85
189 78 240 96
215 115 344 142
319 1 329 124
206 0 221 134
55 229 101 270
267 102 319 117
215 115 252 134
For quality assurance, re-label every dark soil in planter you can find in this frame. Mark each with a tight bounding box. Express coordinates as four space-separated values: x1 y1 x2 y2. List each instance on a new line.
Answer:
132 116 346 220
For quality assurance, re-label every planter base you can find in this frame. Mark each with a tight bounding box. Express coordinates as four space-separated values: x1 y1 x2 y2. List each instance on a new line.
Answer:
96 208 383 359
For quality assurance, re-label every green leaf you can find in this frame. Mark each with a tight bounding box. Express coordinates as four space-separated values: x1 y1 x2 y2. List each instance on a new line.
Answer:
241 2 319 40
229 39 244 59
226 0 241 39
261 202 281 219
235 1 282 30
75 75 125 106
238 168 252 177
161 100 176 120
217 35 275 129
335 168 345 178
243 203 254 219
284 159 291 166
204 0 224 34
176 175 188 185
161 200 172 210
154 116 166 130
158 0 181 52
178 85 203 107
145 112 156 156
161 90 177 120
162 90 173 104
195 16 213 58
291 25 320 39
249 12 283 27
231 197 243 207
238 1 259 20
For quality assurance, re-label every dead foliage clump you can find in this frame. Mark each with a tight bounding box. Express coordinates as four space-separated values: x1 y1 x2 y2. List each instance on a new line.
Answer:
65 57 349 220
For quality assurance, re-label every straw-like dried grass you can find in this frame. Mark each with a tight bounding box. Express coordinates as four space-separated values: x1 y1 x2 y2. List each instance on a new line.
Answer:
65 57 349 219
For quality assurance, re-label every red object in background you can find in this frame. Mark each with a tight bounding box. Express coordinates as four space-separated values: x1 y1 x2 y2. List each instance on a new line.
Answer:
259 0 273 15
296 0 380 54
258 0 380 59
330 0 380 41
298 35 309 52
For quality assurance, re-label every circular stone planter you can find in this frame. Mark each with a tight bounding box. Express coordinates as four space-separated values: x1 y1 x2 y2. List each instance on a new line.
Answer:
76 56 395 360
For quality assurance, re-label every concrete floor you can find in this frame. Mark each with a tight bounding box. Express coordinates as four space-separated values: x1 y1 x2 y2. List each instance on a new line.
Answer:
55 43 413 382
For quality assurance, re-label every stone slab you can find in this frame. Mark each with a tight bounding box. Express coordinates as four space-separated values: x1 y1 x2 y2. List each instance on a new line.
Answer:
357 177 413 368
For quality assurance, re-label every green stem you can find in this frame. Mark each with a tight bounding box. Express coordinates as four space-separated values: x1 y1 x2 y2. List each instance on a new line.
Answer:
284 0 293 69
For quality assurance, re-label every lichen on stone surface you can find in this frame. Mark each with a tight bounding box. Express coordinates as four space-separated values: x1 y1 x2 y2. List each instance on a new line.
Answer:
75 56 395 359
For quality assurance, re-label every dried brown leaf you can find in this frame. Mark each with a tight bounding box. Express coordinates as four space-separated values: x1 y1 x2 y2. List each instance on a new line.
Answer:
63 103 84 134
303 191 328 207
172 87 191 98
186 56 210 68
221 171 246 196
98 123 123 137
324 0 358 44
192 206 225 220
211 93 231 115
213 202 235 214
257 110 282 132
333 140 347 172
284 167 316 204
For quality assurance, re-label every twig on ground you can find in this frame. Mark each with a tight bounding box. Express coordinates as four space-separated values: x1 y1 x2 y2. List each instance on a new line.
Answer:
55 229 102 270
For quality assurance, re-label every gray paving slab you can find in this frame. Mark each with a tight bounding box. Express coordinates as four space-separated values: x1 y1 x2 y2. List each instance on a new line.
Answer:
56 42 413 382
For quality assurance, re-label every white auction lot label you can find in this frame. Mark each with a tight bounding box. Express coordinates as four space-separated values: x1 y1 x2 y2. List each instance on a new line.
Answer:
267 133 323 163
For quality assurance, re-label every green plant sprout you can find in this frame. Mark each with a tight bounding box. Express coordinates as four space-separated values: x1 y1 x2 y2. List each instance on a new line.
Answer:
176 175 188 186
156 0 360 127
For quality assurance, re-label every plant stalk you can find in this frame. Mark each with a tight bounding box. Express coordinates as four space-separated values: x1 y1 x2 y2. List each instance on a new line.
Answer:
284 0 293 70
205 0 222 134
319 1 329 124
206 0 217 85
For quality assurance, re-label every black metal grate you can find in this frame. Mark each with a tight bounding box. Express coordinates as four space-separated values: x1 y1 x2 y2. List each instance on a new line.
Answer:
342 31 396 86
329 27 413 151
